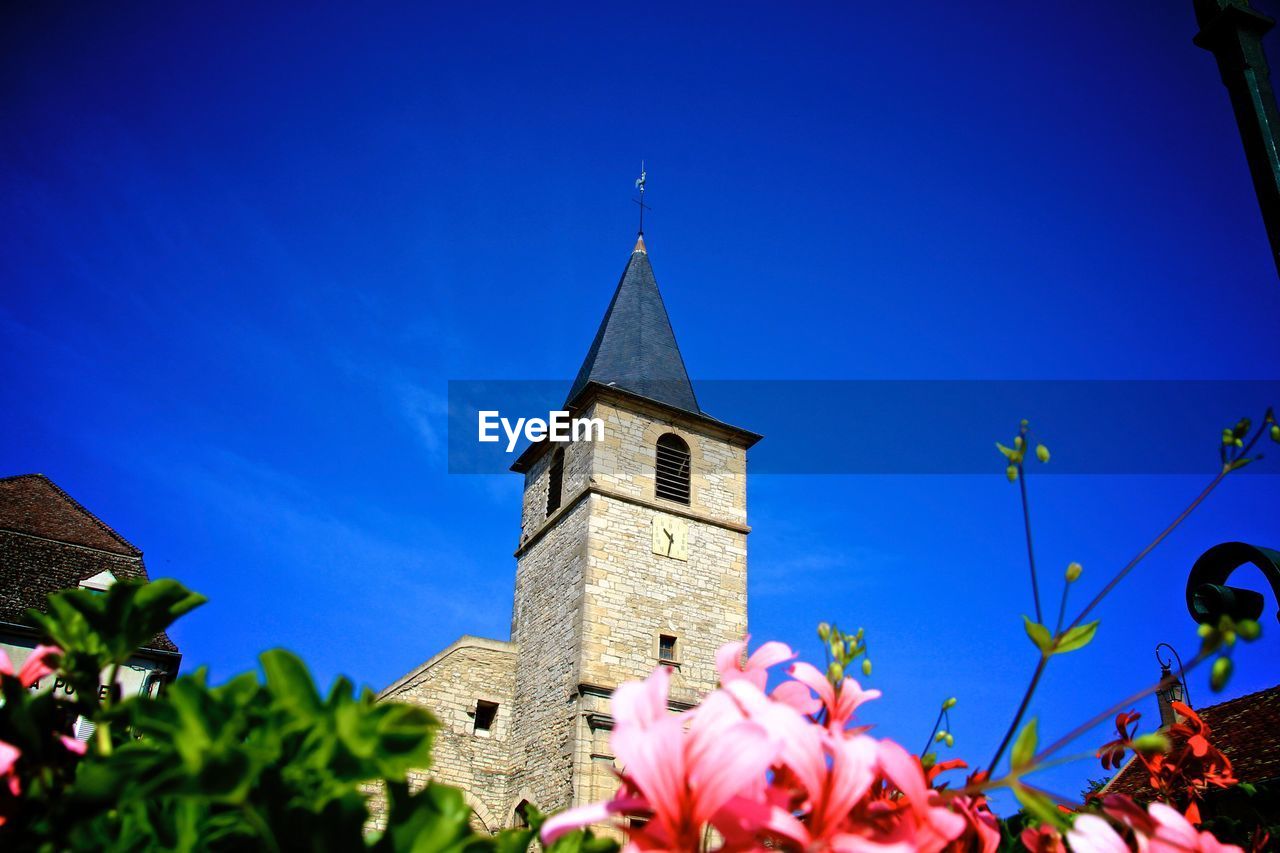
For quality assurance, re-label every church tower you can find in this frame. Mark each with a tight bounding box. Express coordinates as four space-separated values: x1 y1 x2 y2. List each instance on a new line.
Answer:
507 233 761 816
370 231 760 835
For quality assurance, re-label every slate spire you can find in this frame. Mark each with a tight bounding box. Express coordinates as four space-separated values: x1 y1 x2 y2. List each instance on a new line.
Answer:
565 236 701 415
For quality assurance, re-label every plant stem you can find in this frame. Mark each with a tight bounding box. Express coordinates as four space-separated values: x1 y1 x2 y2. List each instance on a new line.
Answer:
987 654 1048 774
1065 471 1225 632
1055 583 1071 636
241 803 281 853
922 707 945 756
1018 464 1043 625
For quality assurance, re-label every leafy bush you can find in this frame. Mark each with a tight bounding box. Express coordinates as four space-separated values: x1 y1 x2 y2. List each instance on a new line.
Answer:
0 580 615 852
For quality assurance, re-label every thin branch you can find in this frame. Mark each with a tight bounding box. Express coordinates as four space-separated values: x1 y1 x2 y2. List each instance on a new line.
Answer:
1018 464 1043 625
1066 471 1225 631
987 654 1048 774
921 707 946 757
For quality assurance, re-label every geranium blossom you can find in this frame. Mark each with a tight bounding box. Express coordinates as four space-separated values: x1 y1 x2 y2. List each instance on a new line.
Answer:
0 645 60 689
542 640 1249 853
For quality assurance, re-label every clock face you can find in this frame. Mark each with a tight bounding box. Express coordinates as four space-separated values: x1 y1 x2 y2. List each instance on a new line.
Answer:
651 513 688 561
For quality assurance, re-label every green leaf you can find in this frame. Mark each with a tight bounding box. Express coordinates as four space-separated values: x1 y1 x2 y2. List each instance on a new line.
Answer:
1012 783 1069 831
490 828 536 853
1022 617 1053 655
261 648 322 717
1011 718 1038 771
1053 620 1099 655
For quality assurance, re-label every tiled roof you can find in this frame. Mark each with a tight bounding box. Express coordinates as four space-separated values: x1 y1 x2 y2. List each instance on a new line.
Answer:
0 474 139 555
0 474 178 654
565 237 701 416
1105 684 1280 797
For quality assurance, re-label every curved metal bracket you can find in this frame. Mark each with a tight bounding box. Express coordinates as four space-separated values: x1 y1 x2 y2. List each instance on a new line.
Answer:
1154 642 1191 708
1186 541 1280 625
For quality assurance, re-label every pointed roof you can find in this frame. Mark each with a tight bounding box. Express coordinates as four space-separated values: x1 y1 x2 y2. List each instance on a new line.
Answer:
0 474 140 556
0 473 179 655
565 236 701 415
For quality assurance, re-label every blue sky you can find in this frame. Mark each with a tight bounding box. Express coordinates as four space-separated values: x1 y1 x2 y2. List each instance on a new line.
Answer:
2 1 1279 812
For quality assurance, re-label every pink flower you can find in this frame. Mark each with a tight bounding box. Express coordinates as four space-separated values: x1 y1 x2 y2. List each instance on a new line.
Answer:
785 661 881 731
851 739 965 853
1141 803 1243 853
0 645 61 689
542 665 783 850
1067 814 1128 853
716 639 796 692
1021 823 1066 853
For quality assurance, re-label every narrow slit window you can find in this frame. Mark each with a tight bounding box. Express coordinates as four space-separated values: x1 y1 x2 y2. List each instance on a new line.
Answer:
474 700 498 734
659 634 678 664
655 434 691 505
546 447 565 516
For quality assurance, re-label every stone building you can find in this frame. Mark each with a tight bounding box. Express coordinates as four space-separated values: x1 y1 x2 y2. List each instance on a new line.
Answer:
0 473 182 738
372 233 760 833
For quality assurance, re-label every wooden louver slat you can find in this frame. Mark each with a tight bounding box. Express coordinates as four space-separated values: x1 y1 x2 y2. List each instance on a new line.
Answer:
655 434 691 505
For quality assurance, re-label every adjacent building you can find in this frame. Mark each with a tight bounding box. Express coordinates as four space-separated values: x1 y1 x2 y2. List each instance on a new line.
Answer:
0 473 181 734
370 233 761 832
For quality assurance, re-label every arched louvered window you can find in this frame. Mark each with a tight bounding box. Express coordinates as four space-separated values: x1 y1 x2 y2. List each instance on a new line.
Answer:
546 447 565 516
655 433 691 505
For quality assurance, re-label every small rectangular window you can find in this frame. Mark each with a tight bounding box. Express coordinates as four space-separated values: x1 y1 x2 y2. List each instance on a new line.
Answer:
474 700 498 734
658 634 677 664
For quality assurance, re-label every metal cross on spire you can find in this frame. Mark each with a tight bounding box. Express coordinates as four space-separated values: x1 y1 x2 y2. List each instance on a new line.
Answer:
633 161 650 235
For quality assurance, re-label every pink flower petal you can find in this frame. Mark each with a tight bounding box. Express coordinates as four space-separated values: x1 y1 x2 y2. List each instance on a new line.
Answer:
787 661 835 708
686 719 778 827
771 680 822 716
745 641 796 673
17 645 60 688
60 735 87 756
0 741 19 775
1067 814 1129 853
540 795 648 844
715 640 748 683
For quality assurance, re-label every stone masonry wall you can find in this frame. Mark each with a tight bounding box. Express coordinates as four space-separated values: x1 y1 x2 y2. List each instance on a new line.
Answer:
509 489 591 814
367 638 517 834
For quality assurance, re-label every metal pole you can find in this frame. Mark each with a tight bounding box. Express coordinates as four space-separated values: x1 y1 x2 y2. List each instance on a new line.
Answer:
1194 0 1280 277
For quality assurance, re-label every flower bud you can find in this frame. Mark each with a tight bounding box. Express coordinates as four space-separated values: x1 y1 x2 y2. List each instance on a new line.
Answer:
943 697 957 710
935 730 947 743
1065 562 1082 583
827 661 844 683
1130 733 1170 754
1036 444 1050 463
1237 620 1261 641
1014 436 1024 451
944 733 954 748
861 658 872 677
1211 656 1232 691
1197 623 1212 638
1006 465 1018 483
817 622 831 641
1271 424 1280 443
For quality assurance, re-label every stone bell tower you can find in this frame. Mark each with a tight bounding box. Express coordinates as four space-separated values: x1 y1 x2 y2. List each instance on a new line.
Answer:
507 233 761 816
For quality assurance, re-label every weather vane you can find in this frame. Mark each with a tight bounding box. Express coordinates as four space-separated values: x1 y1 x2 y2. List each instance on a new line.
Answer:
633 161 650 235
